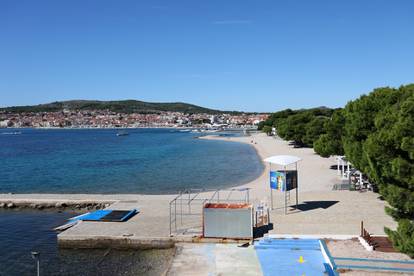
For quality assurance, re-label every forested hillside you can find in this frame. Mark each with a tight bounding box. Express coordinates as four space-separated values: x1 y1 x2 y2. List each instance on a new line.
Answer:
0 100 224 114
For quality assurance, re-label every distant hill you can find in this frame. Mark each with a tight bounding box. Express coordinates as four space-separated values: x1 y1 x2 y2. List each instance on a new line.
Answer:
0 100 235 114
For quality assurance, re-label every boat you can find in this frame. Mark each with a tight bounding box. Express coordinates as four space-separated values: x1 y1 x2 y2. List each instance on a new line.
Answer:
116 130 129 136
1 131 22 135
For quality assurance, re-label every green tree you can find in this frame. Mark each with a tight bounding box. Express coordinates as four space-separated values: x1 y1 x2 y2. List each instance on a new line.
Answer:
269 108 334 147
261 84 414 256
303 116 329 146
278 111 312 145
314 109 345 157
257 121 266 131
385 219 414 258
262 125 273 136
342 87 403 172
260 109 297 131
342 84 414 257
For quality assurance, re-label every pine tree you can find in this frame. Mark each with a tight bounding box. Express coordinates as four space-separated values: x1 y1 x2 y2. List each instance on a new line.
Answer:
343 85 414 257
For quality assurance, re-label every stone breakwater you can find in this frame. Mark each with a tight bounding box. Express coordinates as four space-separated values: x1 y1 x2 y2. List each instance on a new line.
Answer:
0 199 114 211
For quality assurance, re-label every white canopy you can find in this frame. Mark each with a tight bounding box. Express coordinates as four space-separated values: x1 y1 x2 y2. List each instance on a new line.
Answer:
263 155 301 166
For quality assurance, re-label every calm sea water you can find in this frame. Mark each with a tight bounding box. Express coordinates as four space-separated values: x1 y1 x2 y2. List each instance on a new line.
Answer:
0 209 174 276
0 128 263 194
0 128 262 275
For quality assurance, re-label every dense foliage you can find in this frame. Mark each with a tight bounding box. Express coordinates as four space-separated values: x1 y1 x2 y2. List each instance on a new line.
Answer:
258 107 334 147
261 125 273 135
263 84 414 257
313 109 345 157
0 100 228 114
342 85 414 257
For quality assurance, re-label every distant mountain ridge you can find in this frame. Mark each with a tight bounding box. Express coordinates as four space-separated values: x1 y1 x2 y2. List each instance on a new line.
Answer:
0 100 239 114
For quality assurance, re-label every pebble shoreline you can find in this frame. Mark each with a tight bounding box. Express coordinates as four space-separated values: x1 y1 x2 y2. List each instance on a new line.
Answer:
0 201 112 211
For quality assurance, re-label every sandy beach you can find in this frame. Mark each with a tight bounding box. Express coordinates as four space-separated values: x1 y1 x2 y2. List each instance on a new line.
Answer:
201 133 397 236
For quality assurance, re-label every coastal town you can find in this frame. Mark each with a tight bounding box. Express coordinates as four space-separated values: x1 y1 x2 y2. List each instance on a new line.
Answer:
0 110 268 129
2 0 413 274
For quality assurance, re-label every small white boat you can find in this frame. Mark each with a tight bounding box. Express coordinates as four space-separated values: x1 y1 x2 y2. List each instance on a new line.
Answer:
116 130 129 136
1 131 22 135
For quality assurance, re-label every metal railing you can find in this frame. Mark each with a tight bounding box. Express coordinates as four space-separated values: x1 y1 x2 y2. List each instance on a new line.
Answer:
169 188 251 236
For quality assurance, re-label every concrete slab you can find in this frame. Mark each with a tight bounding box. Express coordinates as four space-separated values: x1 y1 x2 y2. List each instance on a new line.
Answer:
215 244 262 276
167 243 262 276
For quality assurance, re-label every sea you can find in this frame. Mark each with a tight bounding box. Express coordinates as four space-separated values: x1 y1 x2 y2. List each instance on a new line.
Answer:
0 128 263 275
0 209 175 276
0 128 263 194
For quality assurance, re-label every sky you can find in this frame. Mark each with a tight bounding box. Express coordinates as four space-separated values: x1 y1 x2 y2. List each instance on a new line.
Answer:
0 0 413 112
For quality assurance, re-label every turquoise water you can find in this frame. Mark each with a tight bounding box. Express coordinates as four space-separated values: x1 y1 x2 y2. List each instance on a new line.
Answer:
0 128 263 194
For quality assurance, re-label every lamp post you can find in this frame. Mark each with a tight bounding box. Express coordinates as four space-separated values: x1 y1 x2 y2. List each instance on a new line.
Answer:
31 251 40 276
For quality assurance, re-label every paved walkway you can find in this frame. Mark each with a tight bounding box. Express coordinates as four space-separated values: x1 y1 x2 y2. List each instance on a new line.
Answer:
168 243 262 276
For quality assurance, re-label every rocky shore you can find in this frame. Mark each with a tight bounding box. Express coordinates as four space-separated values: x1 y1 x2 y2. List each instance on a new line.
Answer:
0 199 113 211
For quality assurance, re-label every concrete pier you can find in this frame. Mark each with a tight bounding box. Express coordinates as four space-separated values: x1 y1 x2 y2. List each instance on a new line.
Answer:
58 196 177 249
58 235 176 249
0 193 252 250
0 187 398 250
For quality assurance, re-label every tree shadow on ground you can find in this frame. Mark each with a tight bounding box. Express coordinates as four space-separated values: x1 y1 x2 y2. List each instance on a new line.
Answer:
293 201 339 212
288 141 311 148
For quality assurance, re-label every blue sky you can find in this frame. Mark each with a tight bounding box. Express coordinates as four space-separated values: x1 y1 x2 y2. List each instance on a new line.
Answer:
0 0 413 112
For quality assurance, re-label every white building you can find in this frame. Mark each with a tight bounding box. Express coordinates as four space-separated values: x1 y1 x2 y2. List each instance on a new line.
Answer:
0 120 10 128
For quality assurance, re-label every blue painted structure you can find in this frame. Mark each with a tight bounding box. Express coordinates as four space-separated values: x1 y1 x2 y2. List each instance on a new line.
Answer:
75 210 112 221
55 209 139 231
72 209 139 222
255 238 335 276
118 209 138 222
319 239 339 276
334 256 414 273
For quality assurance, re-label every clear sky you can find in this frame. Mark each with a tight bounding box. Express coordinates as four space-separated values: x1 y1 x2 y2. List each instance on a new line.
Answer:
1 0 413 112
